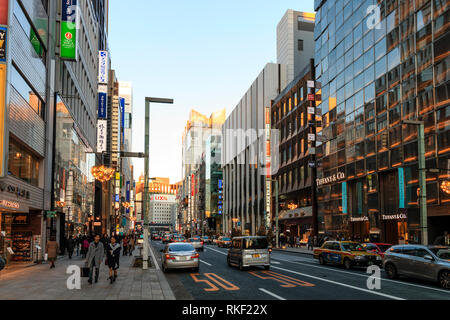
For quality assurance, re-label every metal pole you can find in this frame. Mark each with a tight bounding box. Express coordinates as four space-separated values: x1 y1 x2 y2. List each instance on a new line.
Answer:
275 180 279 248
418 123 428 245
142 100 150 269
310 59 319 241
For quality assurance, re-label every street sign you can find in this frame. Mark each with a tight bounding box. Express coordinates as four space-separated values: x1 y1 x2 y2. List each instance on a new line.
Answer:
307 80 315 88
307 107 315 114
308 134 316 142
307 94 315 101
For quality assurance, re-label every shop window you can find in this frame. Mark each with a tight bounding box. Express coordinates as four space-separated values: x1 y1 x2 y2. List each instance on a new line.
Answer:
7 140 40 187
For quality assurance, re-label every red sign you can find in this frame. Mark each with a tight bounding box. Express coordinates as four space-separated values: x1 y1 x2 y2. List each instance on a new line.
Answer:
0 0 8 25
191 174 195 196
307 94 315 101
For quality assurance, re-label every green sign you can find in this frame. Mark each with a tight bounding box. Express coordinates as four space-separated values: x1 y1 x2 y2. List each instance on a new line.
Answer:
60 0 77 60
46 211 57 218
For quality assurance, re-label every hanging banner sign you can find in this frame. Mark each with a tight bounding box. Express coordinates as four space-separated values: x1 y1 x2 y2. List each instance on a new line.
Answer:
96 120 107 153
98 84 107 119
60 0 78 60
98 51 108 84
0 63 6 177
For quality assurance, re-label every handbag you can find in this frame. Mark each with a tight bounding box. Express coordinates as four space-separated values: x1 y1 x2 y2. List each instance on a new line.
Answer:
81 267 90 278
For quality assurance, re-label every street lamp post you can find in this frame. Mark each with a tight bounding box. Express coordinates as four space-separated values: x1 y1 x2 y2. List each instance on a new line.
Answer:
142 97 174 270
403 120 428 245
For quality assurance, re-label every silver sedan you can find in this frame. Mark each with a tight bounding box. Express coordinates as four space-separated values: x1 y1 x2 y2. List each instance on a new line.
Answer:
160 243 200 273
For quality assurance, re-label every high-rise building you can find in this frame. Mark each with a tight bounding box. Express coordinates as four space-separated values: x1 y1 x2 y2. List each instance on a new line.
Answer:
180 109 226 234
222 63 287 236
313 0 450 244
277 10 316 86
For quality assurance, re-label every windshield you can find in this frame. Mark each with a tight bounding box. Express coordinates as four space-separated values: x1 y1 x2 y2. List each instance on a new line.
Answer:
341 243 364 252
169 244 194 252
430 248 450 260
244 238 268 250
377 245 392 252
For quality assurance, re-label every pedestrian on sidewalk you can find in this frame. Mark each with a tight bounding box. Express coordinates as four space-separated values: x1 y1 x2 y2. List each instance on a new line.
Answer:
75 234 81 256
307 236 314 251
67 235 76 259
106 236 121 284
46 237 59 269
85 234 104 285
82 236 89 258
128 236 135 256
101 234 109 254
122 236 128 256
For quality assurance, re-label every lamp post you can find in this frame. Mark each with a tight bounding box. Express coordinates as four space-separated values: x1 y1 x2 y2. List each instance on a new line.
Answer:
142 97 174 270
403 120 428 245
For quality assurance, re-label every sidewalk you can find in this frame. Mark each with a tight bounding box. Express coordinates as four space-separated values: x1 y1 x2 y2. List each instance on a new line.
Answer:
0 249 175 300
272 246 317 256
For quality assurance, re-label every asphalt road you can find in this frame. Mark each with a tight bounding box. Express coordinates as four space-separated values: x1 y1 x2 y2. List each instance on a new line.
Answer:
150 240 450 300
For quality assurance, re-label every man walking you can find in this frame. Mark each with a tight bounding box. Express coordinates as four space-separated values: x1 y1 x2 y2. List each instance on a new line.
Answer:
85 234 104 285
67 235 76 259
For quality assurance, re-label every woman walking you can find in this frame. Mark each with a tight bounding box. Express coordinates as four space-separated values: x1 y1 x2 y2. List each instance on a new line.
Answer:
128 236 135 256
82 236 90 258
122 236 128 256
106 236 121 284
46 237 59 269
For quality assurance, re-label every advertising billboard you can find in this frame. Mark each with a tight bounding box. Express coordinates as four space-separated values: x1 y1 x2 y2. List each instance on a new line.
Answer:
60 0 78 60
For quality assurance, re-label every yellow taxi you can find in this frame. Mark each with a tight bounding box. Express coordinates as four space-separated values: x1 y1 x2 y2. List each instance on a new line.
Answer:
314 241 382 269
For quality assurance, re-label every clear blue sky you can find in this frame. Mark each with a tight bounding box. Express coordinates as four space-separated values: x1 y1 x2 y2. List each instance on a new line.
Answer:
108 0 315 183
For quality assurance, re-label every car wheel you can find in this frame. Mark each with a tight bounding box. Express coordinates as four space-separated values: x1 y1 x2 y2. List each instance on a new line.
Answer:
239 260 244 271
385 263 398 279
319 255 326 265
439 270 450 289
343 258 352 270
264 265 270 271
227 256 232 267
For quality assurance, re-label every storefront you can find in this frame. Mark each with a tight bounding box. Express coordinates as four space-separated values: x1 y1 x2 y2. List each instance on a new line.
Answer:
53 97 96 242
0 177 44 264
279 207 313 243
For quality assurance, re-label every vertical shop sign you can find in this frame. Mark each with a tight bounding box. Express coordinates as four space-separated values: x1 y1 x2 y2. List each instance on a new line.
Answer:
60 0 78 60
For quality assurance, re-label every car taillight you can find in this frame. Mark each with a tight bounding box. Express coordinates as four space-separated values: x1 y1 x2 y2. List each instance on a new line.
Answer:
191 253 199 259
165 254 175 260
201 242 204 245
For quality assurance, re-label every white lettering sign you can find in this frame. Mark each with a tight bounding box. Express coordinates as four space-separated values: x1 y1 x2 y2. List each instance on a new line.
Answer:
98 51 108 84
97 120 107 153
316 172 346 186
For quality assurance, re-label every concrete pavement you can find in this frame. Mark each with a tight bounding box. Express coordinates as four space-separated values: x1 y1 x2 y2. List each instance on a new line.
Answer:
0 248 175 300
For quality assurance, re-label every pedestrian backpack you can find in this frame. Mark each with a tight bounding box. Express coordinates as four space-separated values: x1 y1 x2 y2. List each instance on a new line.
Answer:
0 256 5 271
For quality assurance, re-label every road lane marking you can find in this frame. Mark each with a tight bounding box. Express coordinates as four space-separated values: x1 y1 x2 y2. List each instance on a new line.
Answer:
263 271 315 287
273 258 450 295
272 265 404 300
200 260 212 266
249 271 315 288
259 288 286 300
204 273 240 291
190 274 220 292
272 261 281 265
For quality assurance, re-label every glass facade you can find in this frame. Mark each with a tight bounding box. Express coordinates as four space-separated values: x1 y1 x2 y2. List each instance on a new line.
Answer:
53 97 95 236
314 0 450 244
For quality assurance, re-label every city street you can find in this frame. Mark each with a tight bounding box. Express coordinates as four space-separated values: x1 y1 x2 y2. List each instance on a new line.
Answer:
150 240 450 301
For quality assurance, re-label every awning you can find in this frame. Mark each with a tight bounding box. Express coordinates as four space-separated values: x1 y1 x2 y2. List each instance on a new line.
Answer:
278 206 312 220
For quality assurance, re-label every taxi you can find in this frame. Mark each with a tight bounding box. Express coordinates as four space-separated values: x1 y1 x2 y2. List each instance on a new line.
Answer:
314 241 382 270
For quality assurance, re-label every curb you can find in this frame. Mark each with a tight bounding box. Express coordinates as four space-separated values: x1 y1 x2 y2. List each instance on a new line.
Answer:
272 248 315 256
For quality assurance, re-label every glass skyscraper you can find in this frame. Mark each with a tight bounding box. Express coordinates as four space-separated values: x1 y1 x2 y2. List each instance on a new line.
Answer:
314 0 449 244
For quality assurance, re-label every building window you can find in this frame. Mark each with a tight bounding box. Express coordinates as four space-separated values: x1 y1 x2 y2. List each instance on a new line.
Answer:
8 139 40 187
11 65 45 118
298 39 304 51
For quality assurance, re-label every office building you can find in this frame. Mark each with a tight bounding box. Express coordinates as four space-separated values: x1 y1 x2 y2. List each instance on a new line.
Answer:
313 0 449 244
277 10 316 86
